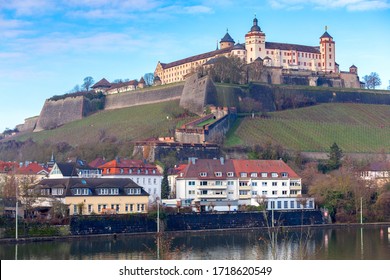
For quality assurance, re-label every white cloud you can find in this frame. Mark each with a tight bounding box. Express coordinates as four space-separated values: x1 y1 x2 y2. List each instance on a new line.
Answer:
268 0 390 10
0 0 54 16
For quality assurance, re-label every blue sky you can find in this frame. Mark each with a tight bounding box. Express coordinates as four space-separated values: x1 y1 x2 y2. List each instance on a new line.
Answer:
1 0 389 132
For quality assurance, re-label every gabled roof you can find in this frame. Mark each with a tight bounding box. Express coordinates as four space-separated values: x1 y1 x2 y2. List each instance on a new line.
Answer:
91 78 111 89
266 42 321 54
107 80 138 91
16 163 49 175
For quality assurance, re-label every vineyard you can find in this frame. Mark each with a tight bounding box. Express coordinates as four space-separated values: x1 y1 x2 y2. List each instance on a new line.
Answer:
227 103 390 152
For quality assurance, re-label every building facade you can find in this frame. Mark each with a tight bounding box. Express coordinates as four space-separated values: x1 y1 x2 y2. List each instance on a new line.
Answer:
34 178 149 215
98 158 162 202
155 17 358 87
175 158 314 211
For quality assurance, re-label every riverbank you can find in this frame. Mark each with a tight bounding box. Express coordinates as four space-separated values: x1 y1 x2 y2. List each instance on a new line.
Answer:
1 221 389 244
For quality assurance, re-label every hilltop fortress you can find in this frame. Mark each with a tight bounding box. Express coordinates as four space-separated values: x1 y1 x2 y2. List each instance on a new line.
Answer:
154 17 362 89
15 17 390 135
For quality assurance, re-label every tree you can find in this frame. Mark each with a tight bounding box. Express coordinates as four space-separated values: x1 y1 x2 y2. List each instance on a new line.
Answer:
363 72 381 89
82 76 94 91
68 84 81 93
328 142 343 170
144 73 154 86
160 167 170 199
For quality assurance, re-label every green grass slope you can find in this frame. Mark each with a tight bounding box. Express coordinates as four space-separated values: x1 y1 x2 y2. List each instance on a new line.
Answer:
226 103 390 153
16 100 196 146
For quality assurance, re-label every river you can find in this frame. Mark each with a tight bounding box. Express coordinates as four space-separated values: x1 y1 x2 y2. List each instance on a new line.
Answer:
1 225 389 260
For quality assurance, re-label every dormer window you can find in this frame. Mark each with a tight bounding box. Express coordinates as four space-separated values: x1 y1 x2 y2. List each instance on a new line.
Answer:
200 172 207 177
215 172 222 177
261 172 267 178
250 172 257 178
129 169 132 174
240 172 247 177
120 168 124 174
227 172 234 177
271 172 278 178
281 172 288 178
152 170 156 174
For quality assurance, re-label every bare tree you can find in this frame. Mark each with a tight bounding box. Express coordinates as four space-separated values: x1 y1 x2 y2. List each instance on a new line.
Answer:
82 76 95 91
363 72 381 89
144 73 154 86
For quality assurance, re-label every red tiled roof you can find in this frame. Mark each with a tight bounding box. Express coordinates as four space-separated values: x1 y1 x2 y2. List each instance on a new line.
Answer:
232 159 299 178
89 157 106 168
16 163 49 175
98 158 161 175
178 158 299 179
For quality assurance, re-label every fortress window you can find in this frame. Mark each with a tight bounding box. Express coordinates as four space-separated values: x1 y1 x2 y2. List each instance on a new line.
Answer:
329 63 332 66
329 54 332 59
259 48 261 51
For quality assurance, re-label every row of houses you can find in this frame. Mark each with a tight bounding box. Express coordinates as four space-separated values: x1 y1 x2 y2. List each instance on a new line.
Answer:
2 158 389 217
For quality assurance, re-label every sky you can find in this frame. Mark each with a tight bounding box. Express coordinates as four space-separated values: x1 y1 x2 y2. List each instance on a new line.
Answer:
1 0 389 132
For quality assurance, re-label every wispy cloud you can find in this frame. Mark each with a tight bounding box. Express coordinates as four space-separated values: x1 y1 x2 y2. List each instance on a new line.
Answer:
268 0 390 11
0 0 55 16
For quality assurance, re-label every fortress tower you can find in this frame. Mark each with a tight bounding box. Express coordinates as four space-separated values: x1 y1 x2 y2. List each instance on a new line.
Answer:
220 29 235 49
245 16 266 63
320 27 336 73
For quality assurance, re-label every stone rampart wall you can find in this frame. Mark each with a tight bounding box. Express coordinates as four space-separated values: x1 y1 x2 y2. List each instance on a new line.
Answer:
16 116 38 133
104 84 184 110
34 96 85 132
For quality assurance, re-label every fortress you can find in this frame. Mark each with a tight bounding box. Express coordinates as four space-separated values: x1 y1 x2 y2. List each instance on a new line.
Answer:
154 17 362 88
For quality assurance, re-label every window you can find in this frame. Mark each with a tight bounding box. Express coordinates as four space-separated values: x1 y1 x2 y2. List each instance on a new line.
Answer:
250 172 257 177
239 181 248 186
252 182 258 187
290 201 295 209
277 201 282 209
106 169 110 174
262 191 267 195
262 182 267 186
239 190 248 195
309 200 314 208
188 181 195 186
284 201 288 209
98 204 107 212
282 182 287 186
88 204 93 213
154 178 157 184
200 172 207 177
252 191 258 196
126 188 141 195
73 205 78 214
240 172 247 177
281 172 288 177
52 188 64 196
215 172 222 177
200 181 207 186
120 168 124 174
148 178 151 184
272 190 277 195
227 172 234 177
272 182 277 186
137 204 145 212
73 188 89 195
215 181 223 186
188 190 195 195
261 172 267 178
271 173 278 178
282 190 287 195
227 181 235 186
291 190 298 195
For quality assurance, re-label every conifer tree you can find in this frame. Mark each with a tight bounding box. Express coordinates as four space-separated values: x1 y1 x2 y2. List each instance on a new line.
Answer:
161 168 170 199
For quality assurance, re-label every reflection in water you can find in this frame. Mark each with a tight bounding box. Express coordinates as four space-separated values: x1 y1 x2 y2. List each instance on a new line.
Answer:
2 226 390 260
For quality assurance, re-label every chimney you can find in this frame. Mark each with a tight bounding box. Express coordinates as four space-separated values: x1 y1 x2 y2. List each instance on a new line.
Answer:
220 157 225 165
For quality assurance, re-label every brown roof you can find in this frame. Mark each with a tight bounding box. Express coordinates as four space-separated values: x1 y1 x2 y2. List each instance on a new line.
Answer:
91 78 111 89
107 80 138 91
266 42 320 54
180 158 235 179
160 46 233 69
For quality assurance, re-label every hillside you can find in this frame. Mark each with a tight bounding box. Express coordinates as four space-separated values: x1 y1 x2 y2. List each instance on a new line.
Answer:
15 100 196 146
225 103 390 153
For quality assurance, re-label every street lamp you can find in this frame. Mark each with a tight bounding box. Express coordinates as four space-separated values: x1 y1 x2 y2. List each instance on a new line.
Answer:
156 197 160 260
15 183 18 241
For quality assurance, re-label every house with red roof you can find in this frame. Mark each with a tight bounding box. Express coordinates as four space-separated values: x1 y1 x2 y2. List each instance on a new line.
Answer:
98 158 162 202
360 161 390 187
176 158 314 212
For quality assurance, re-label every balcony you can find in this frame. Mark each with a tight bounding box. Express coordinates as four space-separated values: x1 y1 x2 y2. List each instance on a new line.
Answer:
197 184 226 190
197 192 227 199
